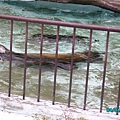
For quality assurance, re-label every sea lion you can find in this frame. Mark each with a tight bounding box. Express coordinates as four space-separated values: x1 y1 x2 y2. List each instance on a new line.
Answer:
0 44 102 70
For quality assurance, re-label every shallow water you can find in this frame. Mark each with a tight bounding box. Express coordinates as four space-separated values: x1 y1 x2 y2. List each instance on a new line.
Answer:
0 1 120 109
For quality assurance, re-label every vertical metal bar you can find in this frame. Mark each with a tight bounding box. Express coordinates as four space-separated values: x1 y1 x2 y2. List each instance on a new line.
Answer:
100 31 110 112
23 22 28 100
116 80 120 115
68 27 76 107
8 20 13 97
37 24 44 102
83 29 93 110
52 25 59 105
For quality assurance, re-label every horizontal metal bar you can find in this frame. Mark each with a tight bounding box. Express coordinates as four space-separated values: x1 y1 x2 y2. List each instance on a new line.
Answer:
1 14 120 32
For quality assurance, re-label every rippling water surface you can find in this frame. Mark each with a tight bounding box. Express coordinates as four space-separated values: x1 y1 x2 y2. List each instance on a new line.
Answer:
0 1 120 109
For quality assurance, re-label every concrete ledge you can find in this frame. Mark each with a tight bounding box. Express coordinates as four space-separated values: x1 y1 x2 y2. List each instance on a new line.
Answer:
0 111 33 120
0 92 120 120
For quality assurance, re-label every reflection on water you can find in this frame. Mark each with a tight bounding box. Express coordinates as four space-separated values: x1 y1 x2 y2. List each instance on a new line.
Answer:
0 2 120 109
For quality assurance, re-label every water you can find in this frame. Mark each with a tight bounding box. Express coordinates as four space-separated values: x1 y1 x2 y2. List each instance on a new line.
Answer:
0 1 120 109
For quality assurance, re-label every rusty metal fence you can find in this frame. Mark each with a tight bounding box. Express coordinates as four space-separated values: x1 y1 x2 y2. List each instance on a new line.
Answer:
0 14 120 114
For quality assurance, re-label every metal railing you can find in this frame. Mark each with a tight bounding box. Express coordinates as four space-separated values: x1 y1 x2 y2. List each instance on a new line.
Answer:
0 14 120 114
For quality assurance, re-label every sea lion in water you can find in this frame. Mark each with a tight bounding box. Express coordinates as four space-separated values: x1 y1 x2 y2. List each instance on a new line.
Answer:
0 44 102 70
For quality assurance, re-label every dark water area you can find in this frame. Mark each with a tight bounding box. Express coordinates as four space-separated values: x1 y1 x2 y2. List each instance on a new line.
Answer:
0 1 120 109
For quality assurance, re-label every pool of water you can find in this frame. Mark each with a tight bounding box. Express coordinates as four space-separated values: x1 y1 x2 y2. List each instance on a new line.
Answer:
0 1 120 109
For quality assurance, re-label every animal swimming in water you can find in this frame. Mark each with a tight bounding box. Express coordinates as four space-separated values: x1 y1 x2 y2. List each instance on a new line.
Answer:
0 44 102 70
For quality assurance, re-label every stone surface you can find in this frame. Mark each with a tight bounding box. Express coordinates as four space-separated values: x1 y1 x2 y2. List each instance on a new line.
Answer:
0 92 120 120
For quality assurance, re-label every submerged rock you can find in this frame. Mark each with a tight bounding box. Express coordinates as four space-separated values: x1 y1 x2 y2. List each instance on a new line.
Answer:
29 34 90 44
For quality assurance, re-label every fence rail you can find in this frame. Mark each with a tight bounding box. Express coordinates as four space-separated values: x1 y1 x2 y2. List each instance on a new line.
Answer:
0 14 120 115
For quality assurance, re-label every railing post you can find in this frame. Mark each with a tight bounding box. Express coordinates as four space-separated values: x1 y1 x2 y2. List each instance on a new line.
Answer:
8 20 13 97
83 29 93 110
116 79 120 115
52 25 60 105
37 24 44 102
23 21 28 100
100 31 110 112
68 27 76 107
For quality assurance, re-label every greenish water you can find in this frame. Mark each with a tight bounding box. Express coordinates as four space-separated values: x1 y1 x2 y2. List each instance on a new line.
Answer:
0 1 120 109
